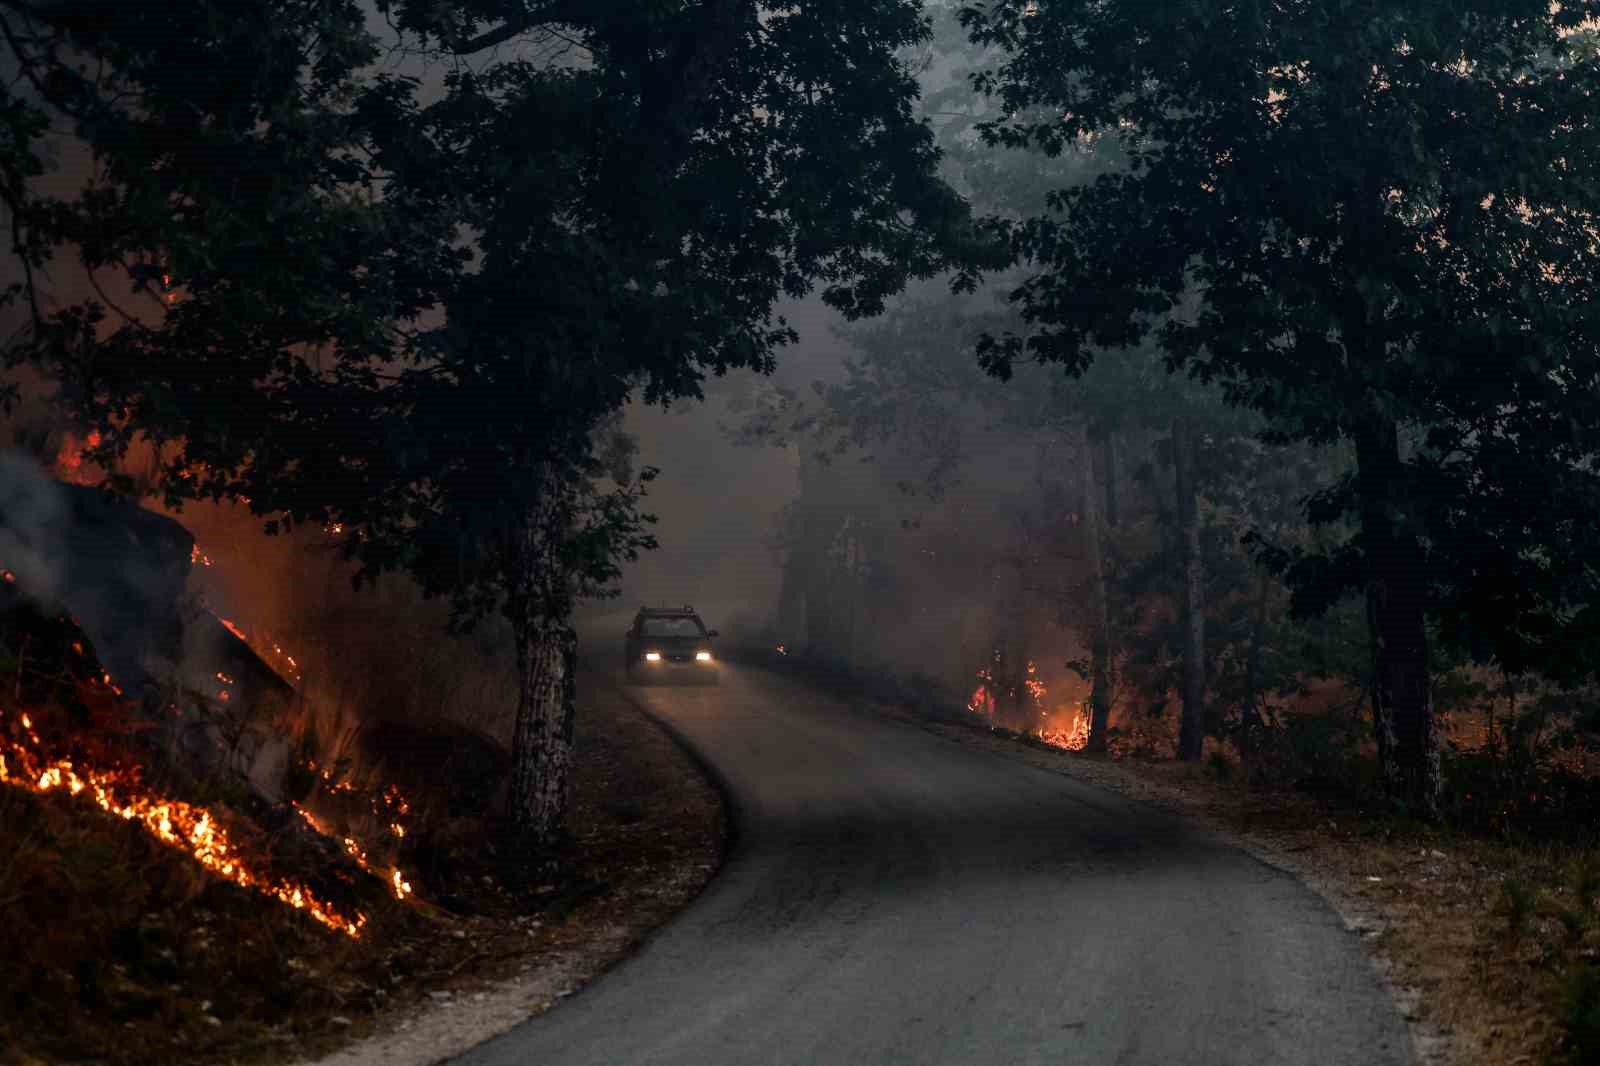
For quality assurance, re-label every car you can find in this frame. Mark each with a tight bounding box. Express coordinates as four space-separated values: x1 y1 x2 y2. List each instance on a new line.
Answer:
624 605 720 685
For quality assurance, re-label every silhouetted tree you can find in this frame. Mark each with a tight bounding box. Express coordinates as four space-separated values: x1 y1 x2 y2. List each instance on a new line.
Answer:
962 0 1600 811
2 0 994 848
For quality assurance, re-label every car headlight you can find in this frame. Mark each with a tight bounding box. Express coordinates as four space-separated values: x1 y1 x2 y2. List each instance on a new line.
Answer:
695 651 713 662
645 651 662 662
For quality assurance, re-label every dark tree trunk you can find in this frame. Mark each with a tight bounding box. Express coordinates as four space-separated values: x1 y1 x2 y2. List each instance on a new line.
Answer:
1080 426 1113 753
1008 644 1030 734
1103 432 1120 528
1239 569 1272 755
794 445 836 658
1172 417 1206 761
776 551 806 646
506 485 579 850
1355 417 1440 812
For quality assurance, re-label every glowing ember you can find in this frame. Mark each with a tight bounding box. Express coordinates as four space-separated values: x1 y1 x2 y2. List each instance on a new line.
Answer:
191 545 214 568
208 613 303 685
1024 661 1047 702
293 802 414 901
2 569 15 584
967 649 1007 717
775 644 787 655
379 783 411 818
54 431 103 485
1 709 366 937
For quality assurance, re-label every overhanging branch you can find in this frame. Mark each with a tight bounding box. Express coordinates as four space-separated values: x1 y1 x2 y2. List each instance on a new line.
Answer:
448 2 601 54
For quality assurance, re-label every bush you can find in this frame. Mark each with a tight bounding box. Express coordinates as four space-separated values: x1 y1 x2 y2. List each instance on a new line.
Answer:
1439 748 1600 841
1496 877 1535 939
1242 698 1372 802
1558 960 1600 1064
1206 749 1233 782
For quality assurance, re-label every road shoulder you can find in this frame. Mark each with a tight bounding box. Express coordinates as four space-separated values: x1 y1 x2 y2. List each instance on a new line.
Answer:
295 675 725 1066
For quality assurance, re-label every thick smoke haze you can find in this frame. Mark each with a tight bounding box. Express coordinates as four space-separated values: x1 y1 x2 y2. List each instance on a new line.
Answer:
600 293 855 637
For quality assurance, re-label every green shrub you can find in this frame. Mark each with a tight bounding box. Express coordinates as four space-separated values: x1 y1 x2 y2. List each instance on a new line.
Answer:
1558 961 1600 1064
1207 750 1233 782
1573 857 1600 909
1554 904 1587 946
1497 877 1535 939
1440 747 1600 840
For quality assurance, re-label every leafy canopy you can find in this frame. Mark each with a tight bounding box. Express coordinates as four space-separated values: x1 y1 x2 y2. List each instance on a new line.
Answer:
3 0 994 624
959 0 1600 680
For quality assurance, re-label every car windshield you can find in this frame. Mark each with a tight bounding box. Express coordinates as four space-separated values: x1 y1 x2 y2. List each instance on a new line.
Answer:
640 616 704 638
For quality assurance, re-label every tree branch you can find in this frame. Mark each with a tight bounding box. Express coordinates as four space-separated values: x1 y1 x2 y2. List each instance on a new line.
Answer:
448 2 602 54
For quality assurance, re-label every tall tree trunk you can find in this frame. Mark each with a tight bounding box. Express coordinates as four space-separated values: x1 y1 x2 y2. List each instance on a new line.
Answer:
776 550 806 647
1080 426 1113 753
1172 417 1206 761
506 484 579 851
1355 416 1440 812
1103 431 1120 528
1240 569 1272 756
795 444 834 658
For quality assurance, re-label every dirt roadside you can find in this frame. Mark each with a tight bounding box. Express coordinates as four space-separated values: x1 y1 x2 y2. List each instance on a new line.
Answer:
284 675 726 1066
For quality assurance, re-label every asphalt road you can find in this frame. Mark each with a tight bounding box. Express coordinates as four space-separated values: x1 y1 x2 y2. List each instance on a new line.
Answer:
454 661 1410 1066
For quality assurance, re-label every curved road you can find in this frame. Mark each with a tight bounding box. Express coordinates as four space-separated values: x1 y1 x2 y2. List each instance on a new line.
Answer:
455 662 1409 1066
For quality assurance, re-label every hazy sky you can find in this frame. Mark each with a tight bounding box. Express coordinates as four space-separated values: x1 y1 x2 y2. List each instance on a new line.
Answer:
611 293 856 628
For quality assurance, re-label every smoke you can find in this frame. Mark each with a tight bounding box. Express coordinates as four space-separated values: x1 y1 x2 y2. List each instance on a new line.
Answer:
0 448 193 689
0 449 69 605
598 294 857 641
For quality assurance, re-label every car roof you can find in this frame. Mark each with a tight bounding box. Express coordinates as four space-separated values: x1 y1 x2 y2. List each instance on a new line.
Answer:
636 605 700 616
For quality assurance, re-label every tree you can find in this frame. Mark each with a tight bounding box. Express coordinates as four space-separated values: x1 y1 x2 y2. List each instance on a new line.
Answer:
961 0 1600 811
3 1 992 848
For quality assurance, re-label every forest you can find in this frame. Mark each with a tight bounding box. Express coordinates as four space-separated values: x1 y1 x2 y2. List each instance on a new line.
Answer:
2 2 1600 1064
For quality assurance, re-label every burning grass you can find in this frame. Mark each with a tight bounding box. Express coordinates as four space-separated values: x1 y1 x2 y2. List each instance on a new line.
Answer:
0 752 404 1065
0 669 722 1066
1 708 368 937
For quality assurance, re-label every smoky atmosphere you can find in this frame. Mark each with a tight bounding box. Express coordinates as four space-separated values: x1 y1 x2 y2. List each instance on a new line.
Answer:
3 3 1600 1065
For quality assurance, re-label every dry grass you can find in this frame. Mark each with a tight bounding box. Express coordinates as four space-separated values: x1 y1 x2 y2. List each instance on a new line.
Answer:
0 673 723 1066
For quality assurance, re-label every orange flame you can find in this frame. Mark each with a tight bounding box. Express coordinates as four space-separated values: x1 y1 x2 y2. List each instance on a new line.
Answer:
212 614 303 685
1 709 366 937
293 802 414 901
55 431 103 485
1023 661 1047 702
1038 705 1092 752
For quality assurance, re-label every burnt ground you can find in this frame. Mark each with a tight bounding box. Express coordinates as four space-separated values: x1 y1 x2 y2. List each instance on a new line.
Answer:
0 674 723 1066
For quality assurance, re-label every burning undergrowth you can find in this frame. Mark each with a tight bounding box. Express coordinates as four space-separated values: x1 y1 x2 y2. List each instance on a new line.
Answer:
0 596 412 1062
965 650 1092 752
0 418 727 1063
0 450 518 1061
1 703 370 937
0 579 722 1066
